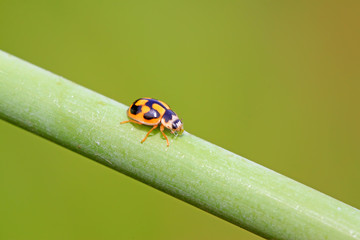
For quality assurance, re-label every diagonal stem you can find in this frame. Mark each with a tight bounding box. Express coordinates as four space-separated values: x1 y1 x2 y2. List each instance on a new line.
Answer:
0 50 359 240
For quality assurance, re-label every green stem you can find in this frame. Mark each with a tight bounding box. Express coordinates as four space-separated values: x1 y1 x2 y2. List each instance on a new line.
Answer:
0 50 359 240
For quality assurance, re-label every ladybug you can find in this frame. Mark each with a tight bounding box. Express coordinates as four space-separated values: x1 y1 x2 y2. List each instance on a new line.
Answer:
120 98 184 147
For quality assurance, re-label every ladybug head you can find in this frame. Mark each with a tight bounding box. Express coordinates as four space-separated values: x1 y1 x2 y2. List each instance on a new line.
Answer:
171 119 184 135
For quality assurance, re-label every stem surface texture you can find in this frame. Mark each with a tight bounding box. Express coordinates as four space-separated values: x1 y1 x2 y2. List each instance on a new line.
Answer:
1 50 359 240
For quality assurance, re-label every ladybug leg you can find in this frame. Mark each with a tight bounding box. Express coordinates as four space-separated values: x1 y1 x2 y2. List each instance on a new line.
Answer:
141 125 158 143
160 125 170 147
120 119 142 125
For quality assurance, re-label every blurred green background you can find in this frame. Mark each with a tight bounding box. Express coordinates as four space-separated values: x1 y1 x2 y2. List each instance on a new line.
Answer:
0 1 359 239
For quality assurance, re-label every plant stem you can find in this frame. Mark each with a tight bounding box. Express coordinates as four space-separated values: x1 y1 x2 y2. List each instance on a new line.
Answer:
0 50 359 240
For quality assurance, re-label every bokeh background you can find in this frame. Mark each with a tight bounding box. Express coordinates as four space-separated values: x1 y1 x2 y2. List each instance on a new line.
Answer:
1 1 359 239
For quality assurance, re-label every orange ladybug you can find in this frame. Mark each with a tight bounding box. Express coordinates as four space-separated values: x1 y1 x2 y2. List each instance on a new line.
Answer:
120 98 184 146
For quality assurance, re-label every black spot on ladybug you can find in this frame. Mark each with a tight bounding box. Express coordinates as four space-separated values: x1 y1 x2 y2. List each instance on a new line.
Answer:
163 109 176 123
145 100 154 108
146 98 168 110
144 108 160 120
130 104 142 115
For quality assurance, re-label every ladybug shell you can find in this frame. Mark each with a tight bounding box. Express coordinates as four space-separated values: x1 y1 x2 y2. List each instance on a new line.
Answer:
127 98 170 125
